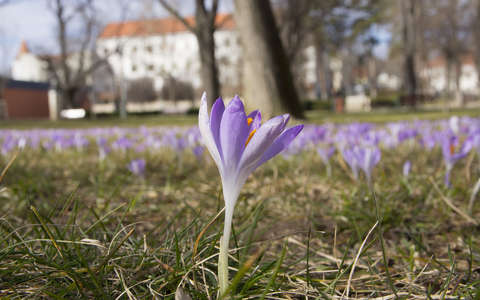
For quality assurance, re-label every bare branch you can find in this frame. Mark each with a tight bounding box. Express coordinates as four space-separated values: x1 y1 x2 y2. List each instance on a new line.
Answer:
53 0 72 88
73 0 95 85
157 0 196 33
44 57 64 89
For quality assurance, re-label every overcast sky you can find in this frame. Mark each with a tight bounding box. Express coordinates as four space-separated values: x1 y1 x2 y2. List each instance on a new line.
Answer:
0 0 387 75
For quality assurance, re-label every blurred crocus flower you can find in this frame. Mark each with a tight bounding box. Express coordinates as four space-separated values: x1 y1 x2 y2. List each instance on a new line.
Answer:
127 159 146 176
198 93 303 294
403 160 411 178
449 116 460 135
192 145 204 159
317 145 335 176
471 132 480 158
97 137 110 161
342 148 359 180
355 146 381 187
441 134 472 187
342 146 381 186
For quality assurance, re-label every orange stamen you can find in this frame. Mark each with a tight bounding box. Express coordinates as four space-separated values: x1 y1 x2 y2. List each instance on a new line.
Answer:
449 143 455 155
245 129 256 147
247 117 253 126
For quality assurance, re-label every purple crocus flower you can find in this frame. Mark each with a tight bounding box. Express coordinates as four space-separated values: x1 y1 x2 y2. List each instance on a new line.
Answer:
317 145 335 176
355 146 381 186
441 134 472 187
342 146 380 186
127 159 146 176
403 160 411 178
198 93 303 293
192 145 204 160
342 148 359 180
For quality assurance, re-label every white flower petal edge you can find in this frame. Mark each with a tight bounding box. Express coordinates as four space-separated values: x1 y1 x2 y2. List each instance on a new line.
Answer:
198 92 223 173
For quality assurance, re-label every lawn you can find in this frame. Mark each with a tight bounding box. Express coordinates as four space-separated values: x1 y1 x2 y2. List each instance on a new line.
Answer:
0 108 479 299
0 106 479 129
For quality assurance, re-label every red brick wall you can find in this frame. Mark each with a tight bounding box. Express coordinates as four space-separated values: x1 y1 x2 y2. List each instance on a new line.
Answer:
3 88 50 119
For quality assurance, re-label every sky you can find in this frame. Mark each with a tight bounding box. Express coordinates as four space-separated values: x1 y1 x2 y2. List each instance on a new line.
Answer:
0 0 387 75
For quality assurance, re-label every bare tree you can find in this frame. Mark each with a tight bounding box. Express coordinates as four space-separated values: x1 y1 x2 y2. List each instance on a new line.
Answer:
274 0 316 65
273 0 386 100
234 0 303 119
400 0 417 105
46 0 110 112
473 0 480 95
423 0 471 106
157 0 220 107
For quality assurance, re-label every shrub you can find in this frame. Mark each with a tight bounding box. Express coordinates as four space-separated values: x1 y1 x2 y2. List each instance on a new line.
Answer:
127 77 157 102
160 77 194 101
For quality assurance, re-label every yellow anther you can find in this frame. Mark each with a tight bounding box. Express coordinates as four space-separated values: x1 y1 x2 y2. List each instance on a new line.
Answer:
449 143 455 155
245 129 256 147
247 117 253 126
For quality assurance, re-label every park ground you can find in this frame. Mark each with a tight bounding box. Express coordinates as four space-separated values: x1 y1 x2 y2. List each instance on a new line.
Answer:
0 107 479 299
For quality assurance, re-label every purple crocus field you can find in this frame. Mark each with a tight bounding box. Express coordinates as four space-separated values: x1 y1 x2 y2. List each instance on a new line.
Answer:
0 116 479 297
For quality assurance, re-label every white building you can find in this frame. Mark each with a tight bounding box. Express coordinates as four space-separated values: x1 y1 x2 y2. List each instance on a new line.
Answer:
11 41 49 82
96 14 242 93
421 54 479 95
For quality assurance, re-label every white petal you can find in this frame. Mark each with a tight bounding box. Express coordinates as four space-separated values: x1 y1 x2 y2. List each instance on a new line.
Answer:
198 93 223 172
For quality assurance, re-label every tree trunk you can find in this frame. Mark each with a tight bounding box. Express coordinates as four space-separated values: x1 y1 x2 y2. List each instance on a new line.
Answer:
196 28 220 107
444 57 453 112
368 56 377 98
454 59 463 107
233 0 304 119
401 0 417 105
474 0 480 99
315 45 329 100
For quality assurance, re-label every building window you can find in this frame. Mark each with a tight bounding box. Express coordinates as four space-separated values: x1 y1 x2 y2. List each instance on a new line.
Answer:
131 46 137 53
147 64 154 71
146 45 153 53
132 65 137 72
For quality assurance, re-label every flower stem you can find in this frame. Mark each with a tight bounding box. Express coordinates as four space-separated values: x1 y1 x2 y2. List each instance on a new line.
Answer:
218 205 234 295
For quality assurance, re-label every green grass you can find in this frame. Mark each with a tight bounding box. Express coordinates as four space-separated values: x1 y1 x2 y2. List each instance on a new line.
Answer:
306 107 480 124
1 107 480 129
0 137 479 298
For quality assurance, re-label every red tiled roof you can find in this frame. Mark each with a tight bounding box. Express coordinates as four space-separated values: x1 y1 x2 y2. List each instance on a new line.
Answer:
99 13 235 39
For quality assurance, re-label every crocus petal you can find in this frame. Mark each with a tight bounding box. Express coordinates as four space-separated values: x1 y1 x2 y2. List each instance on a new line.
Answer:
219 96 249 176
199 93 223 169
256 124 304 168
239 114 288 172
210 97 225 160
247 110 262 131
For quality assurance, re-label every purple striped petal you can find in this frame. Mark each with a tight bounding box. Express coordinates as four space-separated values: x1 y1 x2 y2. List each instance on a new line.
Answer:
256 124 304 168
220 96 249 175
239 114 288 171
210 97 225 160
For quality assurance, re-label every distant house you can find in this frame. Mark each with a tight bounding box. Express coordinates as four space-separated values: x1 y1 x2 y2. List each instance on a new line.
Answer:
420 54 479 95
1 79 57 119
96 14 241 94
